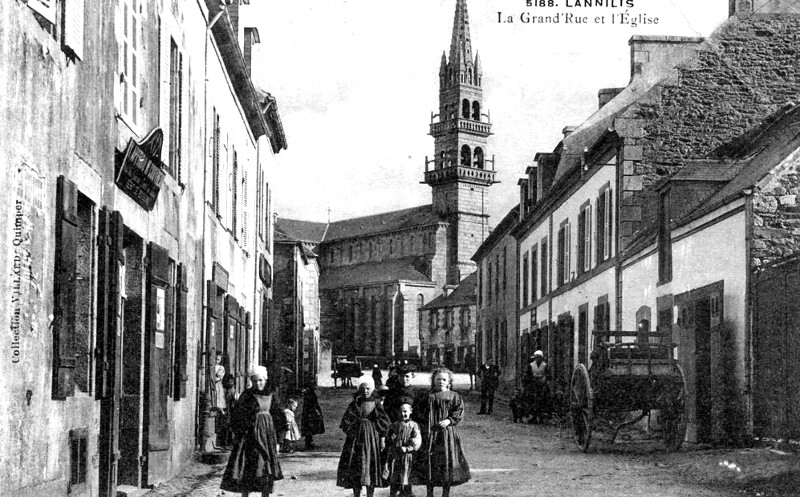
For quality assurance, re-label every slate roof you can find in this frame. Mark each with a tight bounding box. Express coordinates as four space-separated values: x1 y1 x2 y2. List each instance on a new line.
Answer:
323 205 443 243
274 218 328 243
419 272 477 310
319 257 432 290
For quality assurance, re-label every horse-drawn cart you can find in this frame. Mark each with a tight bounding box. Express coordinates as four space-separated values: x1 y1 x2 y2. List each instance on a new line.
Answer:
570 330 687 452
332 356 363 388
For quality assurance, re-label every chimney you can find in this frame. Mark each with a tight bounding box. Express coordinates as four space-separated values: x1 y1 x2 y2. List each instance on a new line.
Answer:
598 88 624 109
562 126 576 138
730 0 791 15
518 178 529 219
629 35 704 85
243 27 260 76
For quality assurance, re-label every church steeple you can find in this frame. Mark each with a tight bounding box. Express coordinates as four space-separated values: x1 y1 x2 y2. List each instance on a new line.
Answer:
424 0 496 284
449 0 473 74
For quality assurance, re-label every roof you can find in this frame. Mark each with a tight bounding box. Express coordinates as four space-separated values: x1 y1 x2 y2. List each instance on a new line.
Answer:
472 205 519 262
319 257 432 290
275 218 328 244
323 205 443 243
420 272 477 310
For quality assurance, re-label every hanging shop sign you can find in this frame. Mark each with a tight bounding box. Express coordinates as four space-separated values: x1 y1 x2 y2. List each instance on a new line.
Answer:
116 128 166 211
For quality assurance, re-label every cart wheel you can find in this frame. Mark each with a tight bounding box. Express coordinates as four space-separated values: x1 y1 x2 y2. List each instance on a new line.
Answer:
662 365 687 452
570 364 593 452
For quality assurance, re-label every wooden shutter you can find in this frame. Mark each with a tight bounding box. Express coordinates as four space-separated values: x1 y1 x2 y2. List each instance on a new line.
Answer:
596 192 605 263
53 176 79 399
178 51 186 186
577 209 586 273
213 112 220 214
174 263 188 399
159 18 171 173
63 0 85 60
95 209 123 399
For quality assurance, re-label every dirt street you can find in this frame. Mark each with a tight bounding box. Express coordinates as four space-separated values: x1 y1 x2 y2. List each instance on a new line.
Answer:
143 373 799 497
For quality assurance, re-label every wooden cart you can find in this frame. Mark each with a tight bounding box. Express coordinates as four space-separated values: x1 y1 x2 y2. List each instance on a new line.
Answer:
570 330 687 452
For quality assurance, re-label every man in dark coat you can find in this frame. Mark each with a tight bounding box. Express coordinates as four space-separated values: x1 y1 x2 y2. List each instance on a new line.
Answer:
464 348 477 391
383 364 420 423
477 363 501 414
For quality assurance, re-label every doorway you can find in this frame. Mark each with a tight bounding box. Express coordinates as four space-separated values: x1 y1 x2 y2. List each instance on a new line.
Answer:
695 298 713 443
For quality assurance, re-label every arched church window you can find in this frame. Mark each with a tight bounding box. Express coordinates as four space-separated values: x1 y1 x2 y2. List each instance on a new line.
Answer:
473 147 484 169
460 145 471 167
462 99 470 119
472 101 481 121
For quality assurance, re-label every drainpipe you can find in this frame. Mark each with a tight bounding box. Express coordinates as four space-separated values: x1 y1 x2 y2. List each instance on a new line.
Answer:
742 188 754 435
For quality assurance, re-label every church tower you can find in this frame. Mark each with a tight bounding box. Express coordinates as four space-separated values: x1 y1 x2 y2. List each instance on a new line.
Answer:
425 0 496 285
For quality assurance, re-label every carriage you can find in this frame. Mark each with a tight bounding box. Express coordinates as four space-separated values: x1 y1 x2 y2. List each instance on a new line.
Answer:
570 330 687 452
332 356 363 388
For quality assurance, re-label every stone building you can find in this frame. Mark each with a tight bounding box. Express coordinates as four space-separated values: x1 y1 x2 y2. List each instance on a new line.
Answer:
276 0 497 366
419 272 478 370
507 3 800 444
0 1 284 495
472 206 519 391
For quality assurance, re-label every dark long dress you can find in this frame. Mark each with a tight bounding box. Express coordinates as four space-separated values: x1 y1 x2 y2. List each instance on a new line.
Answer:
301 388 325 436
336 393 390 489
221 388 285 493
412 390 471 487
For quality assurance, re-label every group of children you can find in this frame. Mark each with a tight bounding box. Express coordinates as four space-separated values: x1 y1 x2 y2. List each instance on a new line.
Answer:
277 383 326 453
337 367 470 497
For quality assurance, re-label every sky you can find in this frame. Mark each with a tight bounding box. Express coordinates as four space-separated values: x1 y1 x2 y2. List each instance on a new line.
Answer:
247 0 730 226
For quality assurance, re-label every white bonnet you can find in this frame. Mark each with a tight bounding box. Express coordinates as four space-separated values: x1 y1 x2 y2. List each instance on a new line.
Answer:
358 376 375 390
249 365 268 380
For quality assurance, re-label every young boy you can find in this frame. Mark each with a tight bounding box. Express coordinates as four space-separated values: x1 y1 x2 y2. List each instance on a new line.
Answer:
385 398 422 497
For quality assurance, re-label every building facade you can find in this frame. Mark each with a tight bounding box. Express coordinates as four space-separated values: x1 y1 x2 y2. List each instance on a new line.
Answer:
506 5 800 444
419 272 477 371
0 1 284 495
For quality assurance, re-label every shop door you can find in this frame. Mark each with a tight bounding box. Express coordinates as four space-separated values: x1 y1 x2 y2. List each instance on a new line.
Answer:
143 243 173 486
97 210 124 497
695 298 713 443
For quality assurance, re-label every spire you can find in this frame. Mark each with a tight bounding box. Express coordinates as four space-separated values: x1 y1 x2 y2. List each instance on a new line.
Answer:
474 50 482 78
449 0 473 71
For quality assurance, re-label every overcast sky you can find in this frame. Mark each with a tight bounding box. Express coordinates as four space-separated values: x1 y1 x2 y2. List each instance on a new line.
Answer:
247 0 729 226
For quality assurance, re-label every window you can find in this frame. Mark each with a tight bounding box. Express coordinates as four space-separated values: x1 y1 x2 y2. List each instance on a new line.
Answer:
119 0 141 125
531 246 538 303
487 260 493 303
69 428 88 489
63 0 85 61
597 187 613 262
557 220 570 287
522 251 529 307
460 145 471 167
578 203 591 274
166 37 184 182
495 254 500 302
212 110 220 214
472 101 480 121
540 237 548 297
231 148 238 238
417 294 424 329
503 246 507 291
658 190 672 283
477 263 483 308
473 147 484 169
242 168 248 247
462 99 470 118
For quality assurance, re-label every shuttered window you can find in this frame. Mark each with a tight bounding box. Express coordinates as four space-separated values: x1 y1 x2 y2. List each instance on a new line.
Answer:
232 148 238 238
63 0 85 60
212 110 220 214
119 0 141 125
173 263 188 399
540 237 548 297
522 251 529 307
53 176 79 399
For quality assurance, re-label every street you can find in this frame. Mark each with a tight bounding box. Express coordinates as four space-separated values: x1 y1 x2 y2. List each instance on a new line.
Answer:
143 374 799 497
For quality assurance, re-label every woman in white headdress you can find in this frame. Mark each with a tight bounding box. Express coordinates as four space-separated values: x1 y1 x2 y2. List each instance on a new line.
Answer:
221 365 285 497
337 376 390 497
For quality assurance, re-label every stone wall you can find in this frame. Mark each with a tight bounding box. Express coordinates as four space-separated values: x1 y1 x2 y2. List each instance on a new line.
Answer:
752 149 800 267
616 14 800 249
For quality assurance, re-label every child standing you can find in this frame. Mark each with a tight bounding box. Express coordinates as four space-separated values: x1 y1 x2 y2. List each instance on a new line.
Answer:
337 377 390 497
384 398 422 497
413 367 471 497
280 399 302 453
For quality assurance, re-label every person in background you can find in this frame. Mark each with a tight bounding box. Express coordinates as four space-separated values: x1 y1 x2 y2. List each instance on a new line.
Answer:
523 350 550 424
337 377 390 497
280 399 302 454
384 364 419 423
220 365 285 497
477 363 500 415
412 367 471 497
463 348 476 391
372 364 384 388
301 381 325 450
384 398 422 497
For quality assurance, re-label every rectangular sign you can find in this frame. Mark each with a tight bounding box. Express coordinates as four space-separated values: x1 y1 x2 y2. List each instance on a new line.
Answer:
116 139 165 211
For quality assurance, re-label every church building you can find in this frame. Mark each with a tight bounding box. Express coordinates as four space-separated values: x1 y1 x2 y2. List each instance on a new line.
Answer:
276 0 496 365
